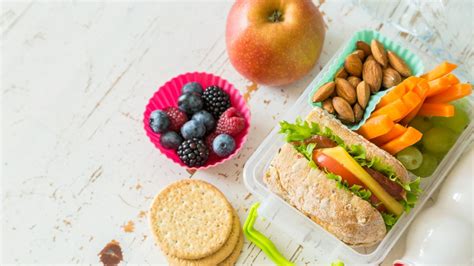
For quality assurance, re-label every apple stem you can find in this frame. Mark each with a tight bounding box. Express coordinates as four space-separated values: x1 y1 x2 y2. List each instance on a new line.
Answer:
268 10 283 23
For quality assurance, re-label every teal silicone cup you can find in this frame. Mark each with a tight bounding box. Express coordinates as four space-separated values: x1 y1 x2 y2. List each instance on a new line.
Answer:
308 30 425 130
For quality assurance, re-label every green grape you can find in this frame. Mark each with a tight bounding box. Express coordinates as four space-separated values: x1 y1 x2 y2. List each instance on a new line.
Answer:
431 105 470 133
396 146 423 170
422 127 457 154
409 116 433 133
412 153 438 177
431 151 447 162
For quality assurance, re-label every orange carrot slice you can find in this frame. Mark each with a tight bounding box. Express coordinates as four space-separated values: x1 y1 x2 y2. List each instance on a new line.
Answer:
444 73 460 85
404 76 423 90
417 103 455 117
401 81 429 125
401 91 422 118
371 99 409 121
371 123 408 146
426 76 452 97
425 83 472 103
357 115 395 140
420 61 457 81
381 127 423 155
412 80 429 98
376 83 406 109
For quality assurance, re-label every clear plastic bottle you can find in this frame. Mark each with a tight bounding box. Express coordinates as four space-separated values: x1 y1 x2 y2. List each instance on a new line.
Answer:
356 0 473 79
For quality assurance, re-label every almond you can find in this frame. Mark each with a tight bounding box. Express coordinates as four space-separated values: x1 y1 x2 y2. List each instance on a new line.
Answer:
353 103 364 123
347 76 361 88
356 81 370 109
312 81 335 102
332 96 355 123
382 67 402 89
356 41 372 57
335 78 357 104
335 67 348 79
322 99 335 114
370 39 388 68
387 51 412 77
353 50 366 61
362 60 382 93
365 55 375 62
344 54 362 77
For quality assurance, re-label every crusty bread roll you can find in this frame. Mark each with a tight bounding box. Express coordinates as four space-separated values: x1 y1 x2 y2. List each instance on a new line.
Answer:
263 107 410 246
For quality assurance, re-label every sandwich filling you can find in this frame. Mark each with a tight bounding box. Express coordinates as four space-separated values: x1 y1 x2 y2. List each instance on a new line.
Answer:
280 118 421 228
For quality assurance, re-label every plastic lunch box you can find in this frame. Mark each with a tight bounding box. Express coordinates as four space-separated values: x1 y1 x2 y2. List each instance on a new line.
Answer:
243 30 473 264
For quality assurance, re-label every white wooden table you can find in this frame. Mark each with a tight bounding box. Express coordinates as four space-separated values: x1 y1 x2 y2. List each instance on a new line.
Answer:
2 1 471 265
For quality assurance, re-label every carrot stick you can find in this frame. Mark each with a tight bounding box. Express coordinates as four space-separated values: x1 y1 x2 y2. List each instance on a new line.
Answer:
404 76 423 91
425 83 472 103
357 115 395 140
444 73 460 85
401 91 422 119
381 127 423 155
412 80 429 98
376 83 406 109
371 123 407 146
417 103 455 117
426 76 452 97
401 81 430 125
420 61 457 81
371 99 409 122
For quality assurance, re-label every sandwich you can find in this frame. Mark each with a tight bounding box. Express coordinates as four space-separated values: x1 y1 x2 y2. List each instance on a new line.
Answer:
264 107 421 246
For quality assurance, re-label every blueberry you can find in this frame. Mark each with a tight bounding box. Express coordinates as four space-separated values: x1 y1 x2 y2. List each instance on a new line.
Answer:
149 110 170 133
182 82 203 95
180 120 206 139
160 131 183 150
178 93 203 114
212 134 236 157
192 110 215 132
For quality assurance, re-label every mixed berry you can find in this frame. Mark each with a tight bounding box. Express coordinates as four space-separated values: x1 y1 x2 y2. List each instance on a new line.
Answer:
149 82 246 167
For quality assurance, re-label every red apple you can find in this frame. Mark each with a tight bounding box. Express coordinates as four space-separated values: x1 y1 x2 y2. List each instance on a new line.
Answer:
226 0 326 86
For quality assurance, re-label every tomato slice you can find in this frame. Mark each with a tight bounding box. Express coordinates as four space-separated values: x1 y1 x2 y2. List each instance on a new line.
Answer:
313 150 365 187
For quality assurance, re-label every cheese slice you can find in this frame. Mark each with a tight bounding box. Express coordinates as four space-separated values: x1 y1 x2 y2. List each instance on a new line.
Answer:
321 146 404 216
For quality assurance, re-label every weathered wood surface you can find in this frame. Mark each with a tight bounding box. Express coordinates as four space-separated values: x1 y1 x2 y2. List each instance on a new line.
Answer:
2 1 471 264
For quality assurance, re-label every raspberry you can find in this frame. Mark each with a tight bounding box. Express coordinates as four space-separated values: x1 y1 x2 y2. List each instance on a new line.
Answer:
216 107 245 137
164 107 188 131
205 131 219 150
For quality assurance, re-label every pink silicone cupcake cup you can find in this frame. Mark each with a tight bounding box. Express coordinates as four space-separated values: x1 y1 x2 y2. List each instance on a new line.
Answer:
143 72 251 170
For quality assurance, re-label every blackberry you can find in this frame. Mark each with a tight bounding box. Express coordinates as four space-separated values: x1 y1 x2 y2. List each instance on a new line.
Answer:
177 138 209 167
202 86 231 118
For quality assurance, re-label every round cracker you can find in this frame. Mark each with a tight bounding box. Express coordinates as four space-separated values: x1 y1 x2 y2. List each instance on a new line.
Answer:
149 179 233 260
218 231 244 266
167 211 241 265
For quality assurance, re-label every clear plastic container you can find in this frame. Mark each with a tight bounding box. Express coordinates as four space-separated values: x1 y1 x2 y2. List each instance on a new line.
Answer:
243 30 473 264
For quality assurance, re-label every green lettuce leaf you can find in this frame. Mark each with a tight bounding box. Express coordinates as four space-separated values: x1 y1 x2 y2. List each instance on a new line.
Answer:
381 212 398 229
347 144 398 181
401 177 422 212
326 173 372 201
294 143 316 161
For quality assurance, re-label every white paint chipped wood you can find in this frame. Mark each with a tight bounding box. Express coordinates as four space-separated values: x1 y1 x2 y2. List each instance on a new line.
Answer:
2 1 471 265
